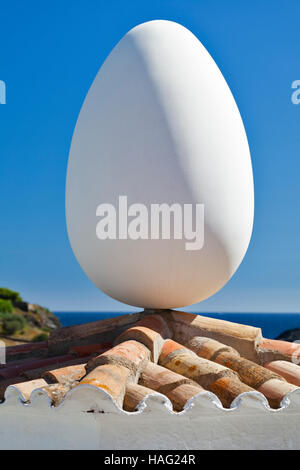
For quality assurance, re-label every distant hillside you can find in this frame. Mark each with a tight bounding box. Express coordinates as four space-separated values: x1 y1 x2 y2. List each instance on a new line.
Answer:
0 287 61 345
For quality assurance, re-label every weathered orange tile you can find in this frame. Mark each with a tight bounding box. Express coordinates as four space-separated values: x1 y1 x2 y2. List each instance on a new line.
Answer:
21 356 91 381
257 378 298 408
189 336 286 390
116 327 162 363
187 336 239 361
85 340 150 378
0 354 77 380
0 377 25 400
3 311 299 414
48 311 145 356
140 362 203 411
43 364 87 385
259 339 300 362
159 340 238 388
208 376 254 408
141 361 193 390
5 342 48 362
264 361 300 387
158 338 259 406
159 339 187 363
166 383 204 411
5 378 48 402
41 383 70 406
134 315 171 337
167 310 262 361
116 315 170 363
80 363 131 407
123 383 156 411
214 351 283 389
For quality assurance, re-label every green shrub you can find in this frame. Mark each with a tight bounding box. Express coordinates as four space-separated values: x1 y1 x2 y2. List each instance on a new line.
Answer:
0 311 13 320
42 326 51 333
0 299 13 314
1 313 26 335
0 287 22 303
2 320 20 335
32 332 49 342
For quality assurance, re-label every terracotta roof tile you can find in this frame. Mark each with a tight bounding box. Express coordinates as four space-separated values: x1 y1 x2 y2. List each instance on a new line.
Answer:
162 310 263 361
159 339 188 361
48 312 146 356
214 352 284 389
43 363 87 385
123 383 157 411
20 355 91 381
264 360 300 387
165 382 204 411
159 339 239 389
257 378 298 408
187 336 239 361
0 311 299 411
80 364 131 407
188 337 284 389
6 379 48 402
116 315 170 362
0 354 77 380
141 361 197 391
5 342 48 361
1 356 47 369
85 340 150 378
208 376 254 408
259 339 300 363
0 377 28 400
140 362 203 411
41 383 70 406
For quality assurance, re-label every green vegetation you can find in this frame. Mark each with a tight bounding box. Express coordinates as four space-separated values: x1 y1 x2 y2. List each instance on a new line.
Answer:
0 299 14 314
0 287 22 303
0 287 60 344
0 312 26 335
0 295 25 336
32 332 49 342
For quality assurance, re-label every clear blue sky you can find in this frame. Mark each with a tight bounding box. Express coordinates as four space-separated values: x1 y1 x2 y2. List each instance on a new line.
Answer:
1 0 300 312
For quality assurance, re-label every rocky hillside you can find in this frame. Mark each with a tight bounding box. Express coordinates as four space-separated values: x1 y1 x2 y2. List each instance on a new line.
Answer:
276 328 300 342
0 287 61 345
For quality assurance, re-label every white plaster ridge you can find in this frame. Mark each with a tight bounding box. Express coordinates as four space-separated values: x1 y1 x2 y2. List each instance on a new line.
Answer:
2 383 300 414
1 385 300 449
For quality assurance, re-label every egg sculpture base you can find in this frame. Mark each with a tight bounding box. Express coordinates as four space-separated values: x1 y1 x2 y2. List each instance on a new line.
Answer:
1 310 300 450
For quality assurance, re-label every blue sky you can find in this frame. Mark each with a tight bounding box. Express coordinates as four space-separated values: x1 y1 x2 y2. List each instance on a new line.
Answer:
1 0 300 312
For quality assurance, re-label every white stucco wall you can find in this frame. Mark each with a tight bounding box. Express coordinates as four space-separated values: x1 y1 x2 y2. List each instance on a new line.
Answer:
0 385 299 450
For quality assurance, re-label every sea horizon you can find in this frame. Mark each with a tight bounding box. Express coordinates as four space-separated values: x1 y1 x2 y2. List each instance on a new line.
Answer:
54 311 300 340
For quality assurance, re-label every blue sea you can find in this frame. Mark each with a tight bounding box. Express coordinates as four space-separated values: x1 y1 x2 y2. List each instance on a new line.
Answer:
54 312 300 340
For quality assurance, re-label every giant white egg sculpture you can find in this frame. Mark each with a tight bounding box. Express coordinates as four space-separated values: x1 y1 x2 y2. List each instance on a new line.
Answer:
66 20 254 309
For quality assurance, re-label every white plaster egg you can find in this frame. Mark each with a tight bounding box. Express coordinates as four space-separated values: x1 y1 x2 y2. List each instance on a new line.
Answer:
66 20 254 309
